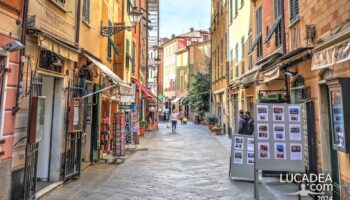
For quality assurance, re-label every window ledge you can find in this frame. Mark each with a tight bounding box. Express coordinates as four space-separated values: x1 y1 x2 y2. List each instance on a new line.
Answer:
289 18 300 28
82 20 91 28
49 0 68 13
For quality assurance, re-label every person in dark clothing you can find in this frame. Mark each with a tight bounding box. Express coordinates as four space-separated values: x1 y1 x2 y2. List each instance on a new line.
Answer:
245 111 254 135
238 110 249 135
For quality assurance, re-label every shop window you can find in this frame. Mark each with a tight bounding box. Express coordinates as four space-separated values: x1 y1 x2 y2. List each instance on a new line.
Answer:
39 50 63 74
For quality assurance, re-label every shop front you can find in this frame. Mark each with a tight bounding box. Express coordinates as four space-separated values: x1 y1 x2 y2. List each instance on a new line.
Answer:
310 30 350 199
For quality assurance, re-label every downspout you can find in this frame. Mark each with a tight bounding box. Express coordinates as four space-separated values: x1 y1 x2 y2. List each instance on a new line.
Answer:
281 0 290 103
226 3 230 137
75 0 81 47
12 0 29 114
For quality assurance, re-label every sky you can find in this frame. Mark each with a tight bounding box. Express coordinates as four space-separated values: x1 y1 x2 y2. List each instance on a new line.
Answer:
160 0 211 38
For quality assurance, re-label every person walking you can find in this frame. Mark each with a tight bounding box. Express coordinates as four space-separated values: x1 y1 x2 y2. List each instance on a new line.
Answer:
245 111 254 135
238 110 249 135
179 110 185 125
169 110 179 132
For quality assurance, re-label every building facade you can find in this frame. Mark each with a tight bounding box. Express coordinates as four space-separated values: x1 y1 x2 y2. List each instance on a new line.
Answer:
0 1 24 199
211 0 228 134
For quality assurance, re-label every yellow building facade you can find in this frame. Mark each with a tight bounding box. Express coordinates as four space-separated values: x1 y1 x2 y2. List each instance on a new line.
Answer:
211 0 228 134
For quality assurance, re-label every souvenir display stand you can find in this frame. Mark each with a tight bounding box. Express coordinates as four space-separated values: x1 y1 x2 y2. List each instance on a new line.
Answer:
112 112 126 163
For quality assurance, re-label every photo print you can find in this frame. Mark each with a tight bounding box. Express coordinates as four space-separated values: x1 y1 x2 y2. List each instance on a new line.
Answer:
257 105 268 121
247 138 255 151
247 151 254 165
288 106 301 122
289 124 302 141
234 136 244 150
273 106 285 122
274 143 286 160
258 142 270 159
257 124 269 140
290 143 302 160
273 124 285 140
234 151 244 164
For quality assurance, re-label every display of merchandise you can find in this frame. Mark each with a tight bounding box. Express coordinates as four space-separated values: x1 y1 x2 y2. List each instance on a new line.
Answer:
112 113 126 156
100 117 110 151
132 111 139 134
125 111 133 144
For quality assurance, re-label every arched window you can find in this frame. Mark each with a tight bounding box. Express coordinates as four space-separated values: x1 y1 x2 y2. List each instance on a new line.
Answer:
321 69 333 81
292 75 308 103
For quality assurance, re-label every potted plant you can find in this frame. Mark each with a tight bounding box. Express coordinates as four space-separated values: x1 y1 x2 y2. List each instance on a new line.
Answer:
212 125 223 135
139 120 148 137
205 113 217 130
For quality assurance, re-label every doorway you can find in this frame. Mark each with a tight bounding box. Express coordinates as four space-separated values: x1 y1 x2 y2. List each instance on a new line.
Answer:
319 69 340 199
36 75 64 191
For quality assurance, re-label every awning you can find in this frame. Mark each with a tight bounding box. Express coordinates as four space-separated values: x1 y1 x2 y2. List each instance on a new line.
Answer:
248 33 262 54
265 16 282 43
132 79 160 101
282 48 312 68
171 97 181 104
241 67 261 86
85 54 133 95
263 64 283 83
38 35 79 62
312 38 350 70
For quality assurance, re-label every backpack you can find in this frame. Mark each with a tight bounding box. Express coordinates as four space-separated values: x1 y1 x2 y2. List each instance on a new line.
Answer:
247 119 254 135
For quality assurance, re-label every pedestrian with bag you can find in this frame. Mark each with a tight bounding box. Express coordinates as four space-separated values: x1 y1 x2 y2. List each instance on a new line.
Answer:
238 110 249 135
245 111 254 135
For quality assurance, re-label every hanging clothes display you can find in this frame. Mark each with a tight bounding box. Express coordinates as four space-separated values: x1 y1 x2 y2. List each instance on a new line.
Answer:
101 117 110 151
125 111 133 144
113 113 126 156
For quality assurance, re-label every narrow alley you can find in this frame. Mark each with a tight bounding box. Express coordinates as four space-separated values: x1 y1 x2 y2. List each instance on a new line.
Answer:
42 123 298 200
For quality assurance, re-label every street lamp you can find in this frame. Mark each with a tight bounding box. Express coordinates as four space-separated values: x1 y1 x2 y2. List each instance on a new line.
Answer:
100 8 143 37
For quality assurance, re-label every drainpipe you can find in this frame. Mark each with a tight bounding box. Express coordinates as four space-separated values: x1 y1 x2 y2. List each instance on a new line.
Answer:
281 0 290 103
12 0 29 114
226 2 231 137
75 0 81 47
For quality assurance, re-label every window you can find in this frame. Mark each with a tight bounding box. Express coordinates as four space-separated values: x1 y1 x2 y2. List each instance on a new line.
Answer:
230 49 234 79
235 43 238 77
203 35 209 41
289 0 300 22
241 37 245 74
221 39 224 63
292 76 307 103
132 41 136 73
213 50 216 80
235 0 238 16
126 39 130 68
217 45 220 78
248 27 253 69
274 0 282 47
256 7 263 58
82 0 90 23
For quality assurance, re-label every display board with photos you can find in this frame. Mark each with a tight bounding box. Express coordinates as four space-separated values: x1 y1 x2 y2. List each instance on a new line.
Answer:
230 135 255 180
255 103 305 172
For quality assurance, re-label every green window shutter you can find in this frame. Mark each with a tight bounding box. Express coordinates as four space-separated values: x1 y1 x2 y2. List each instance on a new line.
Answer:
107 21 112 58
132 41 136 73
126 39 130 68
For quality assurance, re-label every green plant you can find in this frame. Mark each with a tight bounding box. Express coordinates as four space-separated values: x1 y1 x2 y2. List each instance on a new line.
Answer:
187 73 211 115
205 112 218 123
140 120 148 128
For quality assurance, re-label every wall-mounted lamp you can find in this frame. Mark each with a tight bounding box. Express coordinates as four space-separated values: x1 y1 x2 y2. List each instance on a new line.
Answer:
284 69 297 77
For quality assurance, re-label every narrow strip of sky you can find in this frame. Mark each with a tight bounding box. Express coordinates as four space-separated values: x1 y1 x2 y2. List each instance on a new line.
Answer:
160 0 211 38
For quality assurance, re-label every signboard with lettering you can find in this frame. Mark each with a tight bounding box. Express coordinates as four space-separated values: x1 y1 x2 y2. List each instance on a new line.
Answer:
312 39 350 70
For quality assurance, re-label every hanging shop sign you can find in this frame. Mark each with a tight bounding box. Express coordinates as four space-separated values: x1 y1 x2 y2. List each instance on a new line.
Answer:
327 78 350 153
118 104 138 110
120 83 135 102
255 103 305 172
311 38 350 70
229 135 255 181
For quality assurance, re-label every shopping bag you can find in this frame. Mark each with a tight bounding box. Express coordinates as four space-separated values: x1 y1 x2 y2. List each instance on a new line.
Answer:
167 122 171 128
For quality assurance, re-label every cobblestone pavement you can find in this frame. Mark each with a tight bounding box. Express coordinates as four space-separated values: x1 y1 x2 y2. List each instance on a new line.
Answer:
42 122 299 200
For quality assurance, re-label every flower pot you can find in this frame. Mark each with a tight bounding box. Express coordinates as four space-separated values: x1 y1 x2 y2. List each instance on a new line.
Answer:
215 129 222 135
140 127 145 137
208 123 215 130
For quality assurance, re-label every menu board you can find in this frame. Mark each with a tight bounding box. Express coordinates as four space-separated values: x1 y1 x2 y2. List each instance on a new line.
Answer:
255 103 305 172
125 111 133 144
230 135 255 180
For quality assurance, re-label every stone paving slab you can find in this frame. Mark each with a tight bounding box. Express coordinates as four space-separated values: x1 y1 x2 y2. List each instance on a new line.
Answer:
42 122 301 200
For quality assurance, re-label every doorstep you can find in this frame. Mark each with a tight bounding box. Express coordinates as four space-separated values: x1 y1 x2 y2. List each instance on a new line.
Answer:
36 181 64 199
